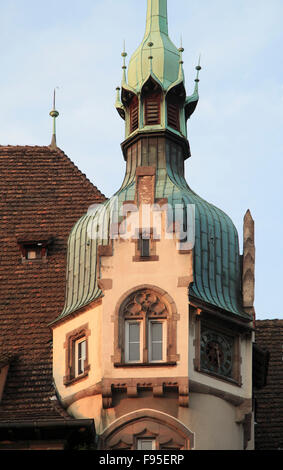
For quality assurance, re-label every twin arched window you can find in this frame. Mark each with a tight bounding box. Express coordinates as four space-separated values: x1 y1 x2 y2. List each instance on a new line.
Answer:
123 290 168 363
114 287 179 366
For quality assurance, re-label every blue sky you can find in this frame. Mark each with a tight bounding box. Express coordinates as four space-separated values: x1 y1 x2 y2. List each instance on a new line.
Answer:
0 0 282 320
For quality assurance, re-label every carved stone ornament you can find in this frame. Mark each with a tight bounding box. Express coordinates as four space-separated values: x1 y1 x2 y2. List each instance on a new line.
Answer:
123 289 168 319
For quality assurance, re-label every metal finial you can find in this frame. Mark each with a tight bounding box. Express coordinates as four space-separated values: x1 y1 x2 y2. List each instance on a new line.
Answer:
195 54 202 82
49 87 59 148
121 41 128 84
121 40 127 68
178 36 184 65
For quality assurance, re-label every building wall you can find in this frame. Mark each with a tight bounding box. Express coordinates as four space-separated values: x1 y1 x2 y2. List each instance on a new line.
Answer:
52 205 253 450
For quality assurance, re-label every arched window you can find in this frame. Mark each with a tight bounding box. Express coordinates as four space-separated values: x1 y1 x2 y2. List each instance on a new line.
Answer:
129 95 139 133
99 410 194 450
123 290 167 363
113 286 179 366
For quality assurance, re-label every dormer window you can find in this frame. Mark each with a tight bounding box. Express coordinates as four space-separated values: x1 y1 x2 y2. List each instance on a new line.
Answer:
17 236 53 263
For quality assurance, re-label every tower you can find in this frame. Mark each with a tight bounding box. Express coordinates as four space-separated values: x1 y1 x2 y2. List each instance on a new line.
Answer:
51 0 255 450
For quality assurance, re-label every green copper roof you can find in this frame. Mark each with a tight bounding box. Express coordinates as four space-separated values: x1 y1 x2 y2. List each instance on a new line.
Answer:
127 0 181 92
53 1 250 326
54 140 250 324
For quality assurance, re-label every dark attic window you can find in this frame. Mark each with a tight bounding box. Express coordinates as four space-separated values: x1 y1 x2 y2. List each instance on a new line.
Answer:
144 92 161 126
25 244 44 260
130 95 139 133
139 234 150 258
18 237 53 263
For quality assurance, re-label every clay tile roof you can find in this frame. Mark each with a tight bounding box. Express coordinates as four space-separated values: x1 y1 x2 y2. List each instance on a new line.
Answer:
0 145 105 422
254 319 283 450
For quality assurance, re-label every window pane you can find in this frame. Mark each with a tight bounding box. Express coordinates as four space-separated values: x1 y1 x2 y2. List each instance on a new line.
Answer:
129 342 140 362
151 322 162 342
77 340 86 375
150 322 163 361
141 238 150 257
138 439 155 450
129 323 140 342
27 250 37 260
127 322 140 362
152 342 162 361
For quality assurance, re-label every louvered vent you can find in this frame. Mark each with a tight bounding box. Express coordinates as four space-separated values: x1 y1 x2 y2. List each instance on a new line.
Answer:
145 93 161 126
130 96 139 133
167 102 180 131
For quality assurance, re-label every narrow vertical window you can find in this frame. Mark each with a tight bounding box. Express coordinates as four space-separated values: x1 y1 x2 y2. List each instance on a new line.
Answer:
144 93 161 125
149 321 163 362
167 101 180 131
130 95 139 133
125 321 141 363
75 338 86 376
139 234 150 257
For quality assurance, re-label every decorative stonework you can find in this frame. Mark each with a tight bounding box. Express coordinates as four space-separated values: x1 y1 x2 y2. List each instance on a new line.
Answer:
123 290 168 319
99 409 194 450
101 377 189 409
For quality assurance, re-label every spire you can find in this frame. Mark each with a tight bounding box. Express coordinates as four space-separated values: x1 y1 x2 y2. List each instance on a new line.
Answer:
121 41 127 86
145 0 168 36
127 0 179 92
49 88 59 148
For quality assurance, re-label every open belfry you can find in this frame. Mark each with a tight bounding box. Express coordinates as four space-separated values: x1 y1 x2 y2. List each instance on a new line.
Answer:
49 0 255 450
1 0 274 452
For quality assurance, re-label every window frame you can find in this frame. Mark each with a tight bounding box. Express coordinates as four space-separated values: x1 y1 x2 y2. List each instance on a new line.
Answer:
64 324 91 386
75 337 87 377
114 288 180 367
137 438 156 450
148 319 167 363
125 320 143 364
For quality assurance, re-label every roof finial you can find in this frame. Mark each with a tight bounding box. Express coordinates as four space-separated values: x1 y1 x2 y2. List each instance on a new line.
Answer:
177 37 185 81
121 40 128 85
49 88 59 148
194 55 202 92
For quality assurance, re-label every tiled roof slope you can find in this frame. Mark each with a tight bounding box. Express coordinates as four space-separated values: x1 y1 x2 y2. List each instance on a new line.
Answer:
0 145 105 422
254 319 283 450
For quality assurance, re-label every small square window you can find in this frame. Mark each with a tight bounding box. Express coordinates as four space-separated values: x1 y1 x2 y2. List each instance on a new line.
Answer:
137 439 156 450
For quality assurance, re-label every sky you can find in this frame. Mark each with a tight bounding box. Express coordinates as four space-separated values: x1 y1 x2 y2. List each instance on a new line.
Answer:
0 0 282 320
